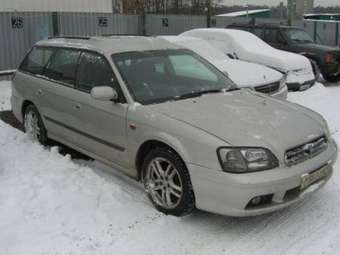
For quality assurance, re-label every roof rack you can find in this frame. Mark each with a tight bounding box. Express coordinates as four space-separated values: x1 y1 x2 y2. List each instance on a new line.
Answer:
48 36 91 40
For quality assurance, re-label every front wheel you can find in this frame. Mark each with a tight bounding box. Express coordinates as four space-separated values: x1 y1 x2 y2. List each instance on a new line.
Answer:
142 147 195 217
323 74 340 83
24 104 49 145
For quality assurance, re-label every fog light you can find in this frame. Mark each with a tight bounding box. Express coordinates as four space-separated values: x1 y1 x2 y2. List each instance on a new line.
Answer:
250 196 262 206
246 194 274 209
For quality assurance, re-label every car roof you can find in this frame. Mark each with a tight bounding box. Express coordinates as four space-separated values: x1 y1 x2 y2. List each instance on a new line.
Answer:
36 36 182 55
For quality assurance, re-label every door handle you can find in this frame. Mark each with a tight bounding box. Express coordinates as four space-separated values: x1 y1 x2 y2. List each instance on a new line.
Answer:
74 103 81 110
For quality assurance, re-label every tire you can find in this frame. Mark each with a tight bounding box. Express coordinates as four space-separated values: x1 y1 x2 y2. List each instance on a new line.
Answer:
142 147 195 217
323 74 340 83
24 104 49 146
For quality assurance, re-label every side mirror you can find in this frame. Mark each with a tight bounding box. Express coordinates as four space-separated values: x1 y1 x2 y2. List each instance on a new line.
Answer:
90 86 118 102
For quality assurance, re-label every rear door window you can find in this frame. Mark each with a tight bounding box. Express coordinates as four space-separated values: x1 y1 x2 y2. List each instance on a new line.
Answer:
45 48 81 86
76 51 117 93
264 29 283 44
20 47 55 75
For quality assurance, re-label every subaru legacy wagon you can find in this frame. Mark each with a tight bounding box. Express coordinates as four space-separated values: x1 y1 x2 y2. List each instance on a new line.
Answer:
11 36 338 217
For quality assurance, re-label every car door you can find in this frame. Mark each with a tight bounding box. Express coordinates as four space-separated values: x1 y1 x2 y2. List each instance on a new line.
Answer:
39 48 83 146
71 51 129 168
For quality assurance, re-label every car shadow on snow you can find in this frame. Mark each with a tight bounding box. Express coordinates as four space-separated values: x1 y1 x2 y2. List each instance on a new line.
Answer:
0 109 326 227
0 110 91 160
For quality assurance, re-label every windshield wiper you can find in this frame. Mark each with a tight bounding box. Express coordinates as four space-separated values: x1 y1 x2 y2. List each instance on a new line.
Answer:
176 89 223 100
227 87 240 92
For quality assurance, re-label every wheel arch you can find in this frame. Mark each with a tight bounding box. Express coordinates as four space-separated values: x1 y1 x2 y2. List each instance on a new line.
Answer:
21 100 35 119
135 139 189 181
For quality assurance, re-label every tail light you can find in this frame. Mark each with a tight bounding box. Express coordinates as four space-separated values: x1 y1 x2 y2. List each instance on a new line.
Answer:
325 53 334 64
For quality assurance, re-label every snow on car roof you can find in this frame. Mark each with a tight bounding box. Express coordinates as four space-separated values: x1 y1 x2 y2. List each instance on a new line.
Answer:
216 9 270 17
159 36 229 62
182 28 271 52
36 36 182 55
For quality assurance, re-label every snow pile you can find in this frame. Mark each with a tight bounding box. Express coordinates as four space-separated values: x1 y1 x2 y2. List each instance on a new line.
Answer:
288 82 340 142
0 80 11 111
0 81 340 254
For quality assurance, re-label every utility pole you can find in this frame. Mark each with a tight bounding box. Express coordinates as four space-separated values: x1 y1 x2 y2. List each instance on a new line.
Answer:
206 0 211 28
287 0 296 26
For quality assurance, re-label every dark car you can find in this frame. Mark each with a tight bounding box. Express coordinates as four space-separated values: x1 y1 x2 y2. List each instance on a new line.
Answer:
228 23 340 83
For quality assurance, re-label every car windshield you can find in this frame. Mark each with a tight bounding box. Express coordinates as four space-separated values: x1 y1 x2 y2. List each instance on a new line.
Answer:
112 49 236 104
284 28 314 43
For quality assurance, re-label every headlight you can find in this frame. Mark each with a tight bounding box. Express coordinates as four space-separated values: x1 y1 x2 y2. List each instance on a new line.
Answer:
217 147 279 173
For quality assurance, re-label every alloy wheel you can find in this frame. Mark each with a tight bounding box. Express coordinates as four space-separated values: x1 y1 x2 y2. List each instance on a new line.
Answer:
144 157 183 209
24 110 41 141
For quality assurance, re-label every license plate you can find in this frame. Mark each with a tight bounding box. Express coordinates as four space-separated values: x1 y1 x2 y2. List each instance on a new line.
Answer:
300 165 330 190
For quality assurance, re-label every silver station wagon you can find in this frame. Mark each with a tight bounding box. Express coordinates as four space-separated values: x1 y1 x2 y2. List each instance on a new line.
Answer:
11 36 338 217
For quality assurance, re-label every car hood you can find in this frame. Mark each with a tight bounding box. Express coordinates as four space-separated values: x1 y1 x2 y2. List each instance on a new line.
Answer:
147 90 325 161
239 47 312 73
294 43 340 53
212 59 283 87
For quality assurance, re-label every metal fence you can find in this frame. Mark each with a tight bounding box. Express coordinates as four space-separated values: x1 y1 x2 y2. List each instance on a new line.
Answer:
0 12 53 71
58 13 141 36
303 20 340 46
0 12 339 71
145 14 206 35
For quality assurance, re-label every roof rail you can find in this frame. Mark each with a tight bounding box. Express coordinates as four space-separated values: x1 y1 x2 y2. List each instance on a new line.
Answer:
101 33 143 37
48 36 91 40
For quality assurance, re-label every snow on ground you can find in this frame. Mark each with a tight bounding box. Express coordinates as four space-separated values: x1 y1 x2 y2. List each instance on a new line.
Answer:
0 81 11 111
288 82 340 142
0 81 340 255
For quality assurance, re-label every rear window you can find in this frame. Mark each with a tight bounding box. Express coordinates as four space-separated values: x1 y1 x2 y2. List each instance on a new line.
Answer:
44 49 81 86
19 47 54 75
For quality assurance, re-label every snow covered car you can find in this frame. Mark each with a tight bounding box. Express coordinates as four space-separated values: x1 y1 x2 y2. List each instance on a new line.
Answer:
160 36 288 99
181 28 316 91
12 36 337 217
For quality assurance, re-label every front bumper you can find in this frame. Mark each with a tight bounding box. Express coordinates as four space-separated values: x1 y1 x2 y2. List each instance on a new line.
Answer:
286 70 316 91
321 62 340 77
188 139 338 217
286 79 316 91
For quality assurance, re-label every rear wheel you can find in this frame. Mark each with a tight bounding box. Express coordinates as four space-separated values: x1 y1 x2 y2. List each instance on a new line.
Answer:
142 147 195 217
24 104 48 145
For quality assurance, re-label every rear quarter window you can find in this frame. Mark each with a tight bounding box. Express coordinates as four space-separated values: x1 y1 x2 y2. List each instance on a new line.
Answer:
19 47 54 75
44 49 81 86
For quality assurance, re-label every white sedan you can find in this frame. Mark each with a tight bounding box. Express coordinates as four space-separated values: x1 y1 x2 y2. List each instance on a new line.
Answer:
161 35 288 99
181 28 316 91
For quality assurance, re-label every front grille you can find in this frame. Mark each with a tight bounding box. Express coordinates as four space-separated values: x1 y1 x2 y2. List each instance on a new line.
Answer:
285 136 328 166
255 81 280 95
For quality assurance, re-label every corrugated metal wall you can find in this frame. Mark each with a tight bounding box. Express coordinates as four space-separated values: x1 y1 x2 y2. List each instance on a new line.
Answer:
0 12 53 71
303 20 340 46
1 12 340 71
58 13 141 36
145 15 206 35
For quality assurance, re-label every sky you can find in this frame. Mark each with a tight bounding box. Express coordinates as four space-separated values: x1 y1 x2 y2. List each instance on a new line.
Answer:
220 0 339 7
